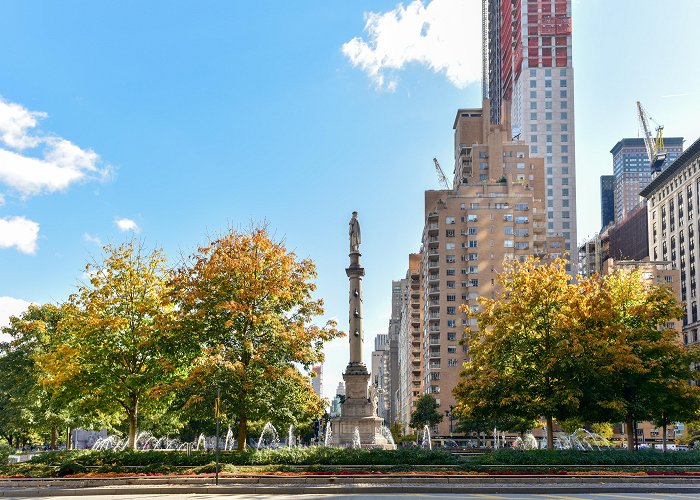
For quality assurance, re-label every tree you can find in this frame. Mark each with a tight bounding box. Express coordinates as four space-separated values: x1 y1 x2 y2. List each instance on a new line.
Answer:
0 304 73 449
454 257 583 449
171 226 341 450
409 395 443 431
583 269 700 451
36 241 182 449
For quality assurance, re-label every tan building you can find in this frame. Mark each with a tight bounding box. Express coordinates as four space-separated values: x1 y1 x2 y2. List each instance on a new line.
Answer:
418 99 563 437
396 254 423 433
641 137 700 346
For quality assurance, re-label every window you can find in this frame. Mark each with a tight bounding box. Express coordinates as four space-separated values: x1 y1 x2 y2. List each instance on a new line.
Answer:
503 213 513 221
447 332 457 340
504 226 514 235
530 102 537 110
446 268 456 276
468 227 478 235
447 294 456 301
447 320 456 327
468 253 478 261
530 135 538 143
459 203 465 210
561 134 568 142
447 280 455 288
530 112 537 120
504 239 514 248
468 278 479 287
447 359 458 367
469 265 478 273
530 79 536 88
446 242 455 250
446 229 455 237
468 240 478 248
447 346 457 354
446 255 455 263
446 216 455 224
515 203 529 210
560 79 567 87
480 162 488 170
447 307 456 315
468 214 478 222
515 216 529 224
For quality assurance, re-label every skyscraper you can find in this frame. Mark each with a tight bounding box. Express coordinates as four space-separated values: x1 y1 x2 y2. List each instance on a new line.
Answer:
415 99 563 436
600 175 615 230
611 137 683 223
487 0 576 267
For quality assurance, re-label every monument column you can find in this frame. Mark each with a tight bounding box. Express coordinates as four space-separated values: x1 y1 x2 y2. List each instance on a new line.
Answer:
347 211 364 364
329 211 392 449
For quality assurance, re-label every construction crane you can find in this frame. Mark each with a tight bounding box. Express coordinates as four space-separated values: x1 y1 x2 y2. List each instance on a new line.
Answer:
433 158 450 189
637 101 666 173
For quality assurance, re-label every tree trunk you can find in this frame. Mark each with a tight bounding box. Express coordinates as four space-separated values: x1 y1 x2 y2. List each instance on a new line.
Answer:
237 415 248 451
662 424 668 452
546 415 554 450
66 427 71 450
626 413 635 451
127 395 139 450
51 426 57 450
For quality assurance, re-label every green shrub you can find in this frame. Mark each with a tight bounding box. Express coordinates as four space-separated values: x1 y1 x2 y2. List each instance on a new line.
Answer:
0 444 11 465
467 449 700 466
57 461 88 477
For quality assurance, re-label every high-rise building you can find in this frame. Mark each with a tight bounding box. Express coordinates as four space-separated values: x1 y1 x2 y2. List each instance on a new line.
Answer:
600 175 615 229
641 136 700 346
612 137 684 223
396 254 422 432
370 333 391 422
417 99 563 436
311 365 322 398
487 0 576 266
385 280 403 424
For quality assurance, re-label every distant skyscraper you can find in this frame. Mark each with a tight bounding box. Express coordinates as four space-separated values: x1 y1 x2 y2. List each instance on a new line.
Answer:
487 0 577 267
600 175 615 229
311 365 322 397
612 137 683 223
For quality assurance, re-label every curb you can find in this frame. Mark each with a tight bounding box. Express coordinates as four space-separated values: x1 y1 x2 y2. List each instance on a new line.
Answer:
4 484 700 497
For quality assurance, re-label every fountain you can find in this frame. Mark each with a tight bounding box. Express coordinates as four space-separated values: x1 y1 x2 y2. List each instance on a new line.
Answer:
324 421 333 447
287 425 295 447
420 425 432 450
513 433 539 450
379 425 396 448
256 422 280 450
352 427 361 449
224 427 235 451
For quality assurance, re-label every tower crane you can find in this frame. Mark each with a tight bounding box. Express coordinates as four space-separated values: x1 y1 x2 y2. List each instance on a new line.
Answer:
433 158 450 189
637 101 666 173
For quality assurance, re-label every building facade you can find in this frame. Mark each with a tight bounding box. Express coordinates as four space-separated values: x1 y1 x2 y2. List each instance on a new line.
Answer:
488 0 577 267
612 137 683 223
417 99 563 436
641 137 700 345
600 174 615 230
370 334 391 423
396 254 422 433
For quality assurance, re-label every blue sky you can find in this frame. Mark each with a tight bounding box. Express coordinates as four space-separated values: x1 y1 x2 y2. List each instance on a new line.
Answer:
1 0 700 401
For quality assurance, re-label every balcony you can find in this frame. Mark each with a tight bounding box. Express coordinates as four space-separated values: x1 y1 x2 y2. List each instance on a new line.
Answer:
428 299 440 307
427 248 439 256
428 286 440 296
428 325 440 332
428 211 439 220
429 350 441 358
428 263 440 269
426 314 440 322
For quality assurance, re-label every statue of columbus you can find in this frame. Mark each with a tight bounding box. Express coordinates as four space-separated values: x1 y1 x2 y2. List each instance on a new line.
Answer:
349 211 361 253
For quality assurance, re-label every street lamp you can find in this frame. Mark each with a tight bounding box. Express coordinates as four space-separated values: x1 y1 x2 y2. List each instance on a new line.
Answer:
444 405 455 438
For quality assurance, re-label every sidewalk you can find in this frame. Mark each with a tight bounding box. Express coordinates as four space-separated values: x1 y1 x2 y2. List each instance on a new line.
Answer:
3 474 700 497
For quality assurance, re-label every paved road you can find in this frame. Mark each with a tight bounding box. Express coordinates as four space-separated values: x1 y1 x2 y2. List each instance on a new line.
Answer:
4 494 700 500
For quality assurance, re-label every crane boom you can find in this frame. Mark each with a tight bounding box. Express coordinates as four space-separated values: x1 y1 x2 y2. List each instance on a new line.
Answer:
637 101 667 173
433 158 450 189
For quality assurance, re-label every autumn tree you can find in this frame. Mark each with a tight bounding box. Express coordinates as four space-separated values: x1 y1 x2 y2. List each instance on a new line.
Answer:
0 304 74 449
37 240 181 449
171 226 341 450
586 269 700 451
409 395 443 431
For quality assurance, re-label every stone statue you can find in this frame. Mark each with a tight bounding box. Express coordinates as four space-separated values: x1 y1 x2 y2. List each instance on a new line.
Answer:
349 211 361 253
368 384 379 416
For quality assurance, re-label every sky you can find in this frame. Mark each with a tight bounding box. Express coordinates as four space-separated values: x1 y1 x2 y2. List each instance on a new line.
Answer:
1 0 700 402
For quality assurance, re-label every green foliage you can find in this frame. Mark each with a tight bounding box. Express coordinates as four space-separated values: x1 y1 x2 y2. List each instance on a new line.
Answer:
409 395 443 430
469 448 700 466
0 443 10 464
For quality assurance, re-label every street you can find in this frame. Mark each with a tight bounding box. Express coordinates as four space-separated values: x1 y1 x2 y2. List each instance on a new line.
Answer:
4 494 700 500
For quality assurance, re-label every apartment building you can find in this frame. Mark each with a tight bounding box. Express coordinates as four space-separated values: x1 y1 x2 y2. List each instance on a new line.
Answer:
419 99 563 437
311 365 322 398
370 334 391 423
612 138 683 223
488 0 577 266
641 137 700 345
396 254 422 433
600 175 615 230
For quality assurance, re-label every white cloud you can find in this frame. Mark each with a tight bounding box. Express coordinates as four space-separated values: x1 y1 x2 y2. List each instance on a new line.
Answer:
0 193 4 206
83 232 102 246
0 216 40 254
0 97 111 197
0 296 32 342
342 0 482 90
115 218 140 233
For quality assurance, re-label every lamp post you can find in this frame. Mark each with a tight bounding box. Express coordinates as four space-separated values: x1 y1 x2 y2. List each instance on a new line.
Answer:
445 405 455 438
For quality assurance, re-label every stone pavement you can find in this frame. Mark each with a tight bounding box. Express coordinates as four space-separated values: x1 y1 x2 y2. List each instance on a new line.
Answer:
2 475 700 497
